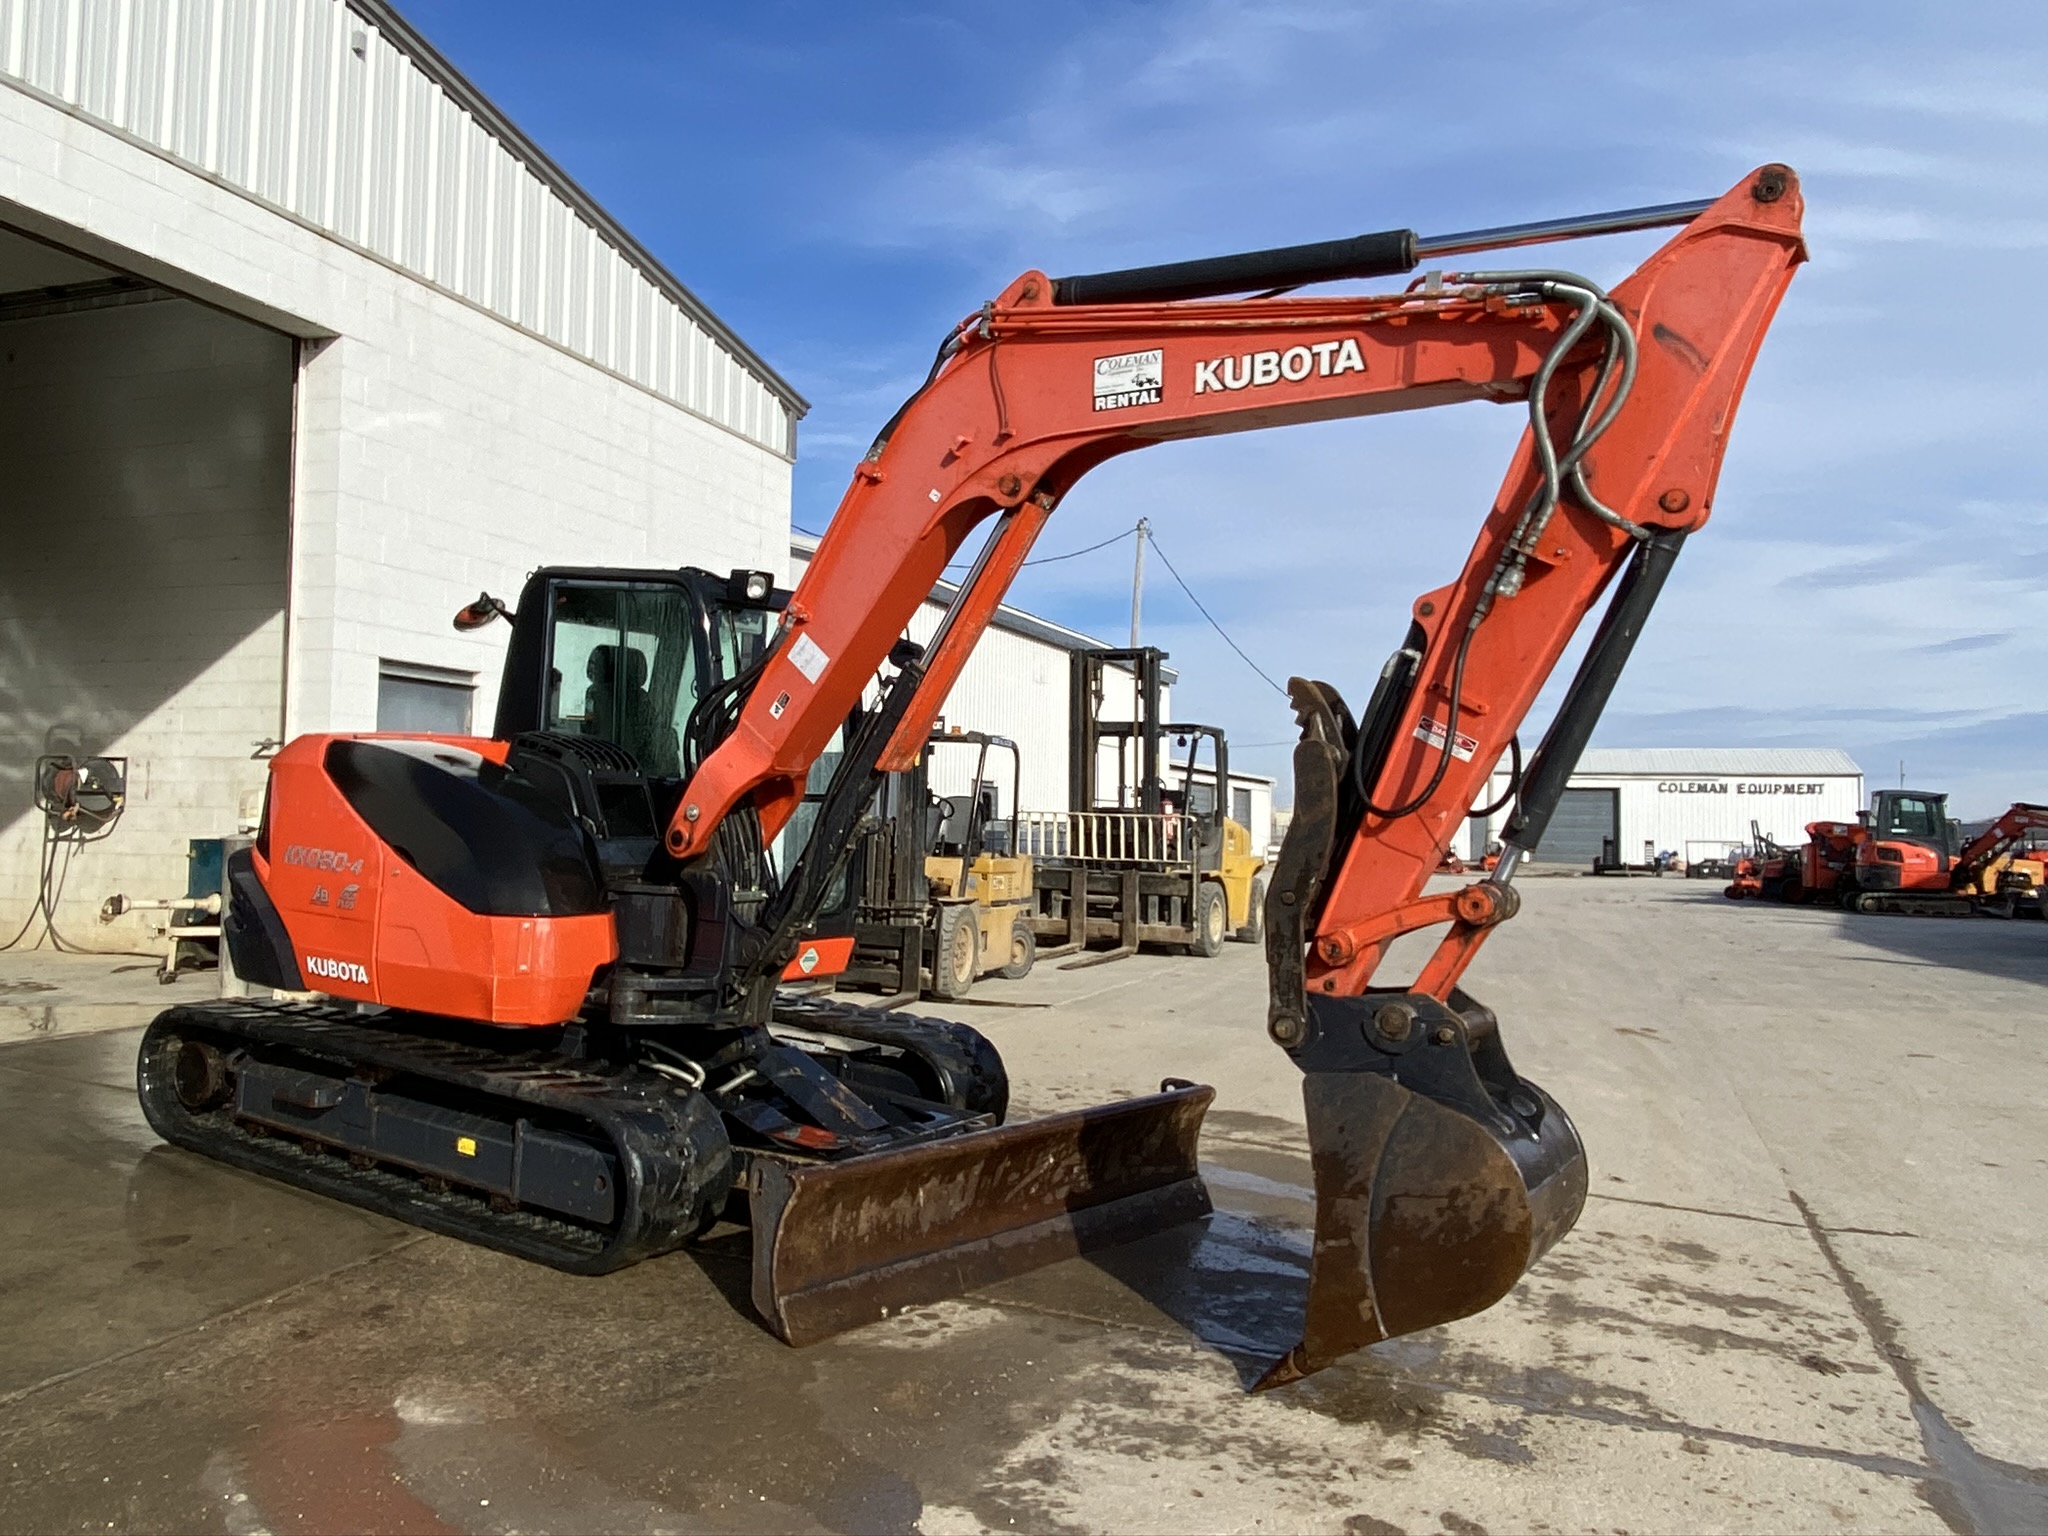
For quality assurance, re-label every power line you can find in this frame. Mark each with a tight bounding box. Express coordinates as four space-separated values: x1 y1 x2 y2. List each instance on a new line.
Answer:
1024 527 1136 568
1145 532 1290 699
803 517 1135 572
798 514 1287 703
942 524 1136 574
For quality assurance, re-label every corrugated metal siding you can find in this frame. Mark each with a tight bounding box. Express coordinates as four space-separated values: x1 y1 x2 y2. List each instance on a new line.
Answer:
0 0 798 456
1574 748 1863 777
909 602 1078 815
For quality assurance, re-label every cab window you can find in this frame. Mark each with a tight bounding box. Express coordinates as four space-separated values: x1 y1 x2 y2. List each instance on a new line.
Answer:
770 723 848 890
544 585 699 776
1882 796 1941 841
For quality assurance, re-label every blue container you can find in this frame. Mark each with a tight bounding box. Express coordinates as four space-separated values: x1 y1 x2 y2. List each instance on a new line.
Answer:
186 838 227 901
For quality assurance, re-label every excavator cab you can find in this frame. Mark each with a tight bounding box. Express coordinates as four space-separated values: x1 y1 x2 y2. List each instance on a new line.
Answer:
493 565 778 768
1853 789 1960 898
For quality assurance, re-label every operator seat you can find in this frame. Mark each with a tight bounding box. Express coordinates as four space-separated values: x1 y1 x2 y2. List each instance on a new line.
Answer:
585 644 658 755
927 795 956 858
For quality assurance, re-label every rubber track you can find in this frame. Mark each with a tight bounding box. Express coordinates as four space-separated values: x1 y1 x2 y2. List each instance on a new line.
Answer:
138 1000 731 1275
768 994 1009 1120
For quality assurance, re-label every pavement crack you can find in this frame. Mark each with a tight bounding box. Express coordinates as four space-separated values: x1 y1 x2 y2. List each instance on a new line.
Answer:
972 1292 1187 1341
1400 1373 1937 1481
0 1234 431 1411
1791 1187 2048 1535
1589 1189 1918 1239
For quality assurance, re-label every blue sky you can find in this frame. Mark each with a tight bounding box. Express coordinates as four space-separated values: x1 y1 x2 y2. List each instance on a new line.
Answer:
406 0 2047 816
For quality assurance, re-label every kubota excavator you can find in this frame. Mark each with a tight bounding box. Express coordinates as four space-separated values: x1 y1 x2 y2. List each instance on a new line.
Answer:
136 166 1804 1387
1843 795 2048 917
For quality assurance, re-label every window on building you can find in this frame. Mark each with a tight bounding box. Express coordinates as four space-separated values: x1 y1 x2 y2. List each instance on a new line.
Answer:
1231 786 1252 827
377 662 475 734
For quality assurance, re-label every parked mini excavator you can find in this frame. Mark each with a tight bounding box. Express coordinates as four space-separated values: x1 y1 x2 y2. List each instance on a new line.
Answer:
135 167 1805 1387
1726 793 2048 916
1842 794 2048 917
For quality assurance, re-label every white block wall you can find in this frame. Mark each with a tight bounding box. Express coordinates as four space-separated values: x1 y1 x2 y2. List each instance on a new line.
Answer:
0 77 792 936
0 296 289 934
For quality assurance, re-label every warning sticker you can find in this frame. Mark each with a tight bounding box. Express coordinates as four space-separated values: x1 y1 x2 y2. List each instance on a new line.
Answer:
1413 716 1478 762
788 631 829 684
1093 349 1163 412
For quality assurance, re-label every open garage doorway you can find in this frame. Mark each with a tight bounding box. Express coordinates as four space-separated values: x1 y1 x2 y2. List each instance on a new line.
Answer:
0 223 293 951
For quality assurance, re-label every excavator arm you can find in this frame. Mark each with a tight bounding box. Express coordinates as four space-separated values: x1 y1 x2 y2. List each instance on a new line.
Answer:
1955 803 2048 892
668 165 1804 1381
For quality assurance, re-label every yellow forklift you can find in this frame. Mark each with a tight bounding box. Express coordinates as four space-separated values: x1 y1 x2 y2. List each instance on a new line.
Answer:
838 730 1037 1002
1023 647 1265 964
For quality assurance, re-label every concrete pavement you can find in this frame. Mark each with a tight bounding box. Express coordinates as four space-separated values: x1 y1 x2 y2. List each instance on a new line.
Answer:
1 878 2044 1533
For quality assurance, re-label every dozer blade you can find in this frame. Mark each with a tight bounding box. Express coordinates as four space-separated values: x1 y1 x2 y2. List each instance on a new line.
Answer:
1257 996 1587 1390
749 1081 1212 1345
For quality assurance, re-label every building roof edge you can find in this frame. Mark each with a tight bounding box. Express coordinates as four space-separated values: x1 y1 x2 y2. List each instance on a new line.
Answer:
349 0 808 418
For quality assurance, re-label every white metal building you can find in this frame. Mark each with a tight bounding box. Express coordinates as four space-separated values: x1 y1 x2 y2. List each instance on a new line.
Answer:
1469 748 1866 868
0 0 802 941
790 536 1277 853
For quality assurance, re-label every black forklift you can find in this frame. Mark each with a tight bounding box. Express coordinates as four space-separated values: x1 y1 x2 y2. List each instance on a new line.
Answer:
837 730 1038 1003
1022 647 1265 965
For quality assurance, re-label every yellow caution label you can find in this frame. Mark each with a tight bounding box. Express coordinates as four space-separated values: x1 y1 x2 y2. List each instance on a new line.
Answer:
455 1136 478 1157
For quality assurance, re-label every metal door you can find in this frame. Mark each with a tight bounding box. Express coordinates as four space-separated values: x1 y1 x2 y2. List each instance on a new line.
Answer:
1538 788 1619 867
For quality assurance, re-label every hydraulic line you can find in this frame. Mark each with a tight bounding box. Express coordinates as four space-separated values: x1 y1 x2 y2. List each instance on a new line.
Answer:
1472 735 1523 819
1358 274 1642 822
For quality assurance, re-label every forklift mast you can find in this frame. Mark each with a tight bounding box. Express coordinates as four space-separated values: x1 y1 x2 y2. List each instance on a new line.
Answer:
1068 645 1234 849
1069 646 1171 816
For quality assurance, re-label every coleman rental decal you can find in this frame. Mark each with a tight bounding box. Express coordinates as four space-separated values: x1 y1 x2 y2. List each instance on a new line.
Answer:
1093 349 1163 411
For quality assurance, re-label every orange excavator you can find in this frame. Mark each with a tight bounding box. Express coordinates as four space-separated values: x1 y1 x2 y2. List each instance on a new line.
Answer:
1842 795 2048 916
1727 795 2048 916
135 167 1804 1387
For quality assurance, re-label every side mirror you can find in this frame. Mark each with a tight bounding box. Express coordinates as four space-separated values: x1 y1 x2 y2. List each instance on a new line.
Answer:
453 592 513 631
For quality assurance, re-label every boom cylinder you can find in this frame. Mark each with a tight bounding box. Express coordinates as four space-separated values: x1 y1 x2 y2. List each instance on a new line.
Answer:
1050 198 1716 307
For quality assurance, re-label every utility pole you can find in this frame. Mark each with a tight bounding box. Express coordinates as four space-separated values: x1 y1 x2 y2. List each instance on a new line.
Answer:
1129 517 1149 650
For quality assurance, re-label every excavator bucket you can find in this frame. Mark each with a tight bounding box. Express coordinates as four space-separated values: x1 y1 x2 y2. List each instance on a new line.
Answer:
1254 680 1588 1388
1257 1048 1586 1389
749 1081 1213 1345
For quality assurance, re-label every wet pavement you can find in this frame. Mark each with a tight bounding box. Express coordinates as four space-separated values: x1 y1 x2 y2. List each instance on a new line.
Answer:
3 880 2047 1533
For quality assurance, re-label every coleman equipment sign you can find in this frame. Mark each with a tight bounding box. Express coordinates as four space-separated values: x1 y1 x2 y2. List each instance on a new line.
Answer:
1093 349 1163 411
1656 781 1828 796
